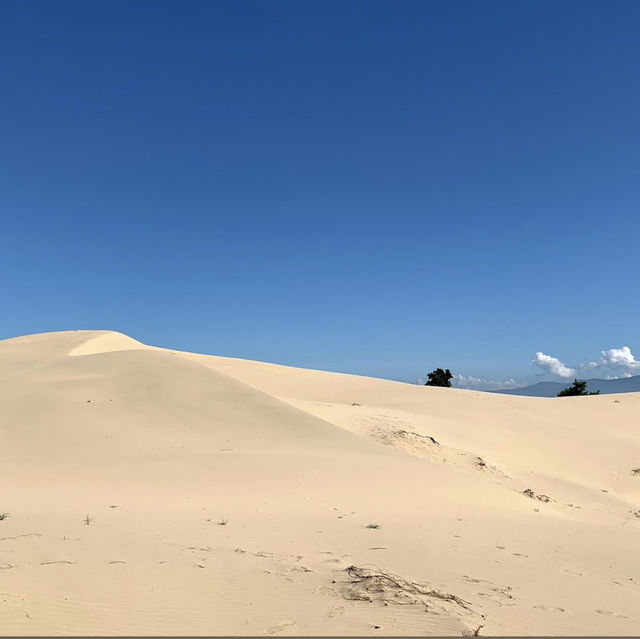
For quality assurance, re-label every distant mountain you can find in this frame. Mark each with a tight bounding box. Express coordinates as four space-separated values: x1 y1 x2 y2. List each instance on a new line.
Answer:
493 375 640 397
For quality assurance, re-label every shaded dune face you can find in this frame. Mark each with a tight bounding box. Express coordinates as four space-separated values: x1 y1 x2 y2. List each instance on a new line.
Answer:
1 331 639 636
2 335 388 458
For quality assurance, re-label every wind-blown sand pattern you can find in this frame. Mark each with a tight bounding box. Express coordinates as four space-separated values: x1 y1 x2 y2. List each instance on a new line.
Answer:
1 330 639 635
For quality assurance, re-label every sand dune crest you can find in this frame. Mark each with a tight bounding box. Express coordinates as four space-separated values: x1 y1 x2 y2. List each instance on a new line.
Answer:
68 331 147 356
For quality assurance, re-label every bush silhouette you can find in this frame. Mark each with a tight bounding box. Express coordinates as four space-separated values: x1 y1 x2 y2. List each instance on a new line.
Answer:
557 378 600 397
425 368 453 387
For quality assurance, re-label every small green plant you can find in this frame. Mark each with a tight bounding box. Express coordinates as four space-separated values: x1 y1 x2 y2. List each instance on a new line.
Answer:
218 519 228 526
0 512 9 521
84 514 94 526
366 523 380 529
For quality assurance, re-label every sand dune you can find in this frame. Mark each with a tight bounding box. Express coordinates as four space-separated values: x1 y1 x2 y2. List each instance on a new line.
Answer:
1 330 639 635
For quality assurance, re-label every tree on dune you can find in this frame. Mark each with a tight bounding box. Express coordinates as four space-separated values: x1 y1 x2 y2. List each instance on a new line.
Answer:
425 368 453 387
557 378 600 397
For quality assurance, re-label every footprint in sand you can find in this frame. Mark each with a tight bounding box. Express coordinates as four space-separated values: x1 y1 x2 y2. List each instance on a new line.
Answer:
534 604 565 612
289 565 313 573
463 575 490 585
478 584 514 602
596 609 629 619
266 620 296 634
327 605 345 618
0 533 42 542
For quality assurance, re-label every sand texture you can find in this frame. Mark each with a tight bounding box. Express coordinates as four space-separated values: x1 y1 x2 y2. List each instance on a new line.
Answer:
1 330 640 635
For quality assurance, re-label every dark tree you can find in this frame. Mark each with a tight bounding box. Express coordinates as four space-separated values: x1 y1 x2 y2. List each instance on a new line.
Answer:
557 378 600 397
425 368 453 387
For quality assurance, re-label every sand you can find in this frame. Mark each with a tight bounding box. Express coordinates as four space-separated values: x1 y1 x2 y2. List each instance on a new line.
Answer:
1 330 639 636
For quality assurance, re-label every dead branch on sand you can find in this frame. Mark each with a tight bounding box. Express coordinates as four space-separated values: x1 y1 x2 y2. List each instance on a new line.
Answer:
343 565 472 611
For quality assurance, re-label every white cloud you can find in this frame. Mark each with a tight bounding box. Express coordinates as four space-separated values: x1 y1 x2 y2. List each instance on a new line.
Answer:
531 345 640 380
532 352 576 378
452 374 521 391
599 346 640 373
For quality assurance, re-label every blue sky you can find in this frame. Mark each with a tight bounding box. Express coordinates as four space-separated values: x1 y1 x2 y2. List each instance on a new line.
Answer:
1 0 639 388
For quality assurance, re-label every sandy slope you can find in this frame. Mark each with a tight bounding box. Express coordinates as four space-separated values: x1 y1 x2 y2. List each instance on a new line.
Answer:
1 331 639 636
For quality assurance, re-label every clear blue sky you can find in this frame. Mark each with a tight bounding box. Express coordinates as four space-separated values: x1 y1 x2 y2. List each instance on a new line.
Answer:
1 0 639 388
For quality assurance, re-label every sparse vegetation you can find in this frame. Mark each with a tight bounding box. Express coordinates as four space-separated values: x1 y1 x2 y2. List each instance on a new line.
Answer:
84 514 94 525
425 368 453 387
366 523 380 529
557 378 599 397
523 488 553 503
395 430 439 445
218 518 228 526
0 512 9 521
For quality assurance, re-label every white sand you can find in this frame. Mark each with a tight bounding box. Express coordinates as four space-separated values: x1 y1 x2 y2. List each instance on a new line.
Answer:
1 330 639 635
